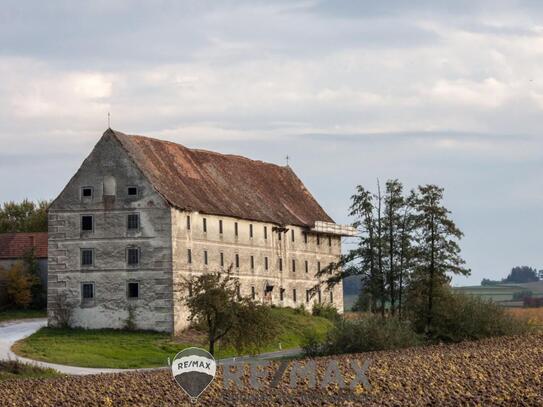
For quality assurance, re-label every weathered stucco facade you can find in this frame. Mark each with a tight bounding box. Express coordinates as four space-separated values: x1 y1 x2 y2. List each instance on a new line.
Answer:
48 129 353 334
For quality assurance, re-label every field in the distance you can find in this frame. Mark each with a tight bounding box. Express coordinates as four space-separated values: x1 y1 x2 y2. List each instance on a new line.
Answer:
2 333 542 406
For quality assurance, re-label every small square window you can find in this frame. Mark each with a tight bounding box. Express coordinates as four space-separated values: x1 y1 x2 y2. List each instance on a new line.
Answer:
127 214 139 230
82 283 94 300
81 187 93 198
127 248 140 266
127 186 138 196
81 215 93 232
81 249 93 266
127 282 139 299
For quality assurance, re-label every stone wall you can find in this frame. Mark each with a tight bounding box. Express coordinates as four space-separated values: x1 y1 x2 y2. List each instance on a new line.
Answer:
171 209 343 334
47 133 174 332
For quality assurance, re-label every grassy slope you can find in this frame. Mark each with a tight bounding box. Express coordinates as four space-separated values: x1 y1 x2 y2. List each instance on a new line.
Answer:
12 307 333 369
0 309 46 323
0 360 62 382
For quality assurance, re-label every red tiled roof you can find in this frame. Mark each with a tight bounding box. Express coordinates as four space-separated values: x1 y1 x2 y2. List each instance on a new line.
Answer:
110 129 334 227
0 233 48 259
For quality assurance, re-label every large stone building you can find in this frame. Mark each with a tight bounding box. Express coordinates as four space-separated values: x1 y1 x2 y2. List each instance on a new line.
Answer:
48 129 355 333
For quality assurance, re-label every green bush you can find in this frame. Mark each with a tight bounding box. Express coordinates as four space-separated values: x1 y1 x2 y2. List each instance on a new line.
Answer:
304 315 421 357
423 292 531 342
311 303 341 322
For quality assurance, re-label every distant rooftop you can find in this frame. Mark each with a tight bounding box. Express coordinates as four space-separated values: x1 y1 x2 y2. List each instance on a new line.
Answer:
0 232 48 259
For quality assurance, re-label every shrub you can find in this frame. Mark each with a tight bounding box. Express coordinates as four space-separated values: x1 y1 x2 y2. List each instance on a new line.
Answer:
312 303 341 322
304 315 422 356
423 292 531 342
5 262 36 308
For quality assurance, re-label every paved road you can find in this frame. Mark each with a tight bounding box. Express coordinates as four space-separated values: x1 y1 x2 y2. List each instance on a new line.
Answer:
0 319 302 375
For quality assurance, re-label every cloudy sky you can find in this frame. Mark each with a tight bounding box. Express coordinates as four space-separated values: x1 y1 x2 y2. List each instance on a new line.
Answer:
1 0 542 284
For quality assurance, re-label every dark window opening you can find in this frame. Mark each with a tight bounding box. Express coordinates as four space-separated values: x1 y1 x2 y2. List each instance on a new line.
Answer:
250 255 254 270
235 254 240 268
82 283 94 300
293 289 297 302
128 282 139 299
280 288 285 301
279 258 283 271
81 215 93 232
127 248 140 266
317 261 321 272
278 232 282 241
318 290 322 304
251 286 256 300
317 234 320 245
264 226 267 240
234 222 238 237
291 229 295 242
249 224 253 238
188 283 193 297
292 259 296 272
220 252 224 267
81 249 93 266
186 216 191 230
219 220 223 234
187 249 192 264
330 291 333 303
82 187 93 198
328 236 332 246
303 232 308 243
264 257 269 270
306 290 310 303
305 260 308 273
127 186 138 196
203 218 207 233
204 250 208 265
127 214 139 230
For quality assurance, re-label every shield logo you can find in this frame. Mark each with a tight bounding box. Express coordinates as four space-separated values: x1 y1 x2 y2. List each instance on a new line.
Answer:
171 347 217 402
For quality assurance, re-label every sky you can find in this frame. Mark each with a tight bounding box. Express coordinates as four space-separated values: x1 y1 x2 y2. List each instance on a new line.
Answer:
0 0 541 285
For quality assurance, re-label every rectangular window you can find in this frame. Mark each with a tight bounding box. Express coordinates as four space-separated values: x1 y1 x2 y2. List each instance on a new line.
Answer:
264 226 267 240
127 282 139 299
264 257 268 271
220 252 224 267
279 258 283 271
127 248 140 266
82 283 94 300
186 216 191 230
328 236 332 247
249 224 253 238
203 218 207 233
291 229 295 242
81 249 93 266
187 249 192 264
250 255 254 270
317 234 320 245
306 290 310 303
293 289 297 302
280 288 285 301
305 260 309 273
219 220 223 234
303 232 308 244
81 215 93 232
127 186 138 196
127 214 139 230
204 250 208 265
234 222 238 237
235 254 239 268
292 259 296 272
81 187 93 198
317 261 321 273
330 290 333 303
278 231 282 241
251 286 256 300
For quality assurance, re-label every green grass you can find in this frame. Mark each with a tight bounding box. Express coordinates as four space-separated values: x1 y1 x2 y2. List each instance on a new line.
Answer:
13 307 333 369
0 360 62 381
0 309 46 323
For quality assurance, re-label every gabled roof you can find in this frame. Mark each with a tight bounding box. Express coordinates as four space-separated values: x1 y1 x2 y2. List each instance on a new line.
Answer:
0 232 48 259
108 129 334 227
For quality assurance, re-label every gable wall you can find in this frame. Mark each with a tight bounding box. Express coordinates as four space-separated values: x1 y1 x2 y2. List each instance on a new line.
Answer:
48 133 174 332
